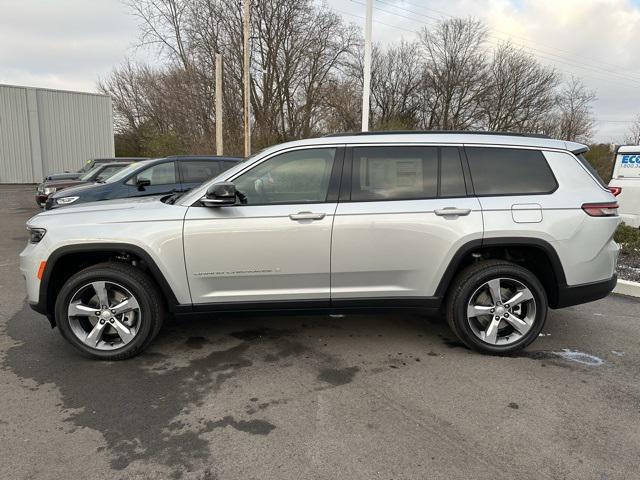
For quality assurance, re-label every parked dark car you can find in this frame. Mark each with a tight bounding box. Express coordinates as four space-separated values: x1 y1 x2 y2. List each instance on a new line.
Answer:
45 155 242 209
36 162 133 207
44 157 145 182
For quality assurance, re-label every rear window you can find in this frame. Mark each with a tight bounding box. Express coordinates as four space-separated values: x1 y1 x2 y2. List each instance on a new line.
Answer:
466 147 557 196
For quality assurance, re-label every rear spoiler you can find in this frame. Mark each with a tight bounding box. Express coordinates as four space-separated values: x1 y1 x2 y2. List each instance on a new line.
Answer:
571 146 589 155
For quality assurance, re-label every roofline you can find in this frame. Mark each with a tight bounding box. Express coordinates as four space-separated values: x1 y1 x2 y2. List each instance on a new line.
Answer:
325 130 552 139
0 83 110 98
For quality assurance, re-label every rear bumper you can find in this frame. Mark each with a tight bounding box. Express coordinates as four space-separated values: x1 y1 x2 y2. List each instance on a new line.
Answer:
554 274 617 309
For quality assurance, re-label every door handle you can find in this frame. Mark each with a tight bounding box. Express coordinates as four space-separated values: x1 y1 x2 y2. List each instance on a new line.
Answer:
434 207 471 217
289 211 326 221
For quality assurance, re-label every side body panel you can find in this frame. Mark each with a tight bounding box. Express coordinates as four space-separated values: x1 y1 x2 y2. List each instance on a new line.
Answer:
478 149 619 286
331 197 483 298
183 203 336 304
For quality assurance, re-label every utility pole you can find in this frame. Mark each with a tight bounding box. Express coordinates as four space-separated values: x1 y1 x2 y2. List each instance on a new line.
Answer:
215 53 223 155
361 0 373 132
243 0 251 157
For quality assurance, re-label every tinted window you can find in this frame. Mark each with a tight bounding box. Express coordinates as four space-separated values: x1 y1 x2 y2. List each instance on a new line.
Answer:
577 153 609 186
95 165 125 181
234 148 336 204
133 162 176 186
351 146 438 201
466 147 557 195
181 161 220 183
440 147 466 197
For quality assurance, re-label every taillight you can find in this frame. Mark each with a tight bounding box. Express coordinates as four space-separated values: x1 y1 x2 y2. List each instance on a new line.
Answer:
608 186 622 197
581 202 618 217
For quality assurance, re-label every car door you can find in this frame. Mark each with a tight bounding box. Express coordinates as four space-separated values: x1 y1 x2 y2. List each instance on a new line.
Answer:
126 161 179 197
330 144 483 304
183 146 343 306
178 160 221 192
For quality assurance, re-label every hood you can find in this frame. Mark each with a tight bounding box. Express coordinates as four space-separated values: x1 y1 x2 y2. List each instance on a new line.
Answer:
42 178 90 189
49 181 109 198
28 194 184 229
45 172 82 181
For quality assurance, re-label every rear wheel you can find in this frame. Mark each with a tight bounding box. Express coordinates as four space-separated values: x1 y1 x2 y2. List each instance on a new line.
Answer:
446 260 547 354
55 262 164 360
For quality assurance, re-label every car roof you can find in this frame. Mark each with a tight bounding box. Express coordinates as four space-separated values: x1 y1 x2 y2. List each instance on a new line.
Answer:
162 155 243 162
617 145 640 153
270 131 587 154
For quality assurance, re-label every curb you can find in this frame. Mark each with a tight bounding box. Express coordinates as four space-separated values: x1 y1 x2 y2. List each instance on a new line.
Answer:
613 279 640 298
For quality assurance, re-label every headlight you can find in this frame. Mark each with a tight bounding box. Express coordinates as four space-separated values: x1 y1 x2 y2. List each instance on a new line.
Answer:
56 196 79 205
43 187 57 195
28 227 46 244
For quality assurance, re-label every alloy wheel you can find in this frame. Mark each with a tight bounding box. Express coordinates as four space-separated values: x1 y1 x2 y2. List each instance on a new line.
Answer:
466 277 537 346
67 281 142 351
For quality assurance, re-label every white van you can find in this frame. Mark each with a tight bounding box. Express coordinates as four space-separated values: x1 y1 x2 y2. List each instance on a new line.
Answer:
609 145 640 227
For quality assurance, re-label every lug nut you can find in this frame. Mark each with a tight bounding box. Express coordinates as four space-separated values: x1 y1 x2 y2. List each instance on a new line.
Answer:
109 319 114 324
95 311 101 316
490 308 495 313
99 319 105 324
505 304 510 309
504 313 510 318
494 316 500 321
111 309 116 314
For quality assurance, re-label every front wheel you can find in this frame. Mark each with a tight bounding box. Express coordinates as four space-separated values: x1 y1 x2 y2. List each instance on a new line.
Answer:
55 262 165 360
446 260 548 354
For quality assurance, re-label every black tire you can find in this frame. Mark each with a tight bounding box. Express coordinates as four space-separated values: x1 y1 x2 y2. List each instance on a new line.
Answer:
55 262 165 360
445 260 548 354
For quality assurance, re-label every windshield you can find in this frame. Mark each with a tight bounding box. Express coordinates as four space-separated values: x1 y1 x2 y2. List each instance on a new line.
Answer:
79 165 102 181
79 161 94 173
106 159 155 183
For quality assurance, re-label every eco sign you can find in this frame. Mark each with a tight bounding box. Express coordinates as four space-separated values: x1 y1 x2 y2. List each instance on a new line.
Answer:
621 155 640 168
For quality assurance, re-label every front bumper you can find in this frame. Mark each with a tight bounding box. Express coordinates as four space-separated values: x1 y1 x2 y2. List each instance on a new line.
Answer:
554 274 618 309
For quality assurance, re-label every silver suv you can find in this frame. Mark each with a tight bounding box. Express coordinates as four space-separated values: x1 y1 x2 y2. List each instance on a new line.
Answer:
20 132 620 360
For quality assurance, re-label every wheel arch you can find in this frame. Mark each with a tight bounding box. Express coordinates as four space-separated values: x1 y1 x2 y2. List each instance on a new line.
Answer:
37 243 179 324
435 237 567 309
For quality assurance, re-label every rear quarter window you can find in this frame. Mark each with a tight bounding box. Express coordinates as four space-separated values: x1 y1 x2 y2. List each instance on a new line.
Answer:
465 147 557 196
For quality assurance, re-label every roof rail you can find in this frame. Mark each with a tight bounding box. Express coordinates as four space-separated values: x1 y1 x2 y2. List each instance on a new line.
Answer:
324 130 552 139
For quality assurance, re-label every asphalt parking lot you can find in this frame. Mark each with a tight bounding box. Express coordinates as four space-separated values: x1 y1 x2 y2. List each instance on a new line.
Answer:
1 185 639 480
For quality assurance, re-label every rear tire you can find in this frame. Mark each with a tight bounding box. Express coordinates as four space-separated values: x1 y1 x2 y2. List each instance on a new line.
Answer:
446 260 547 354
55 262 165 360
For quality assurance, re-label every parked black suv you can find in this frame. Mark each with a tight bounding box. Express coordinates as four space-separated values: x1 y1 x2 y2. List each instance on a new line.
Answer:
45 156 242 209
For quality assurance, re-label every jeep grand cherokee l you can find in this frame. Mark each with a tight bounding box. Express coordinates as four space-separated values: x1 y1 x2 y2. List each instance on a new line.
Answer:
20 132 619 360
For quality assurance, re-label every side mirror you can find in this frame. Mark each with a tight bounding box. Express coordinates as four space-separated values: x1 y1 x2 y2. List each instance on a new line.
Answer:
201 182 237 207
137 178 151 191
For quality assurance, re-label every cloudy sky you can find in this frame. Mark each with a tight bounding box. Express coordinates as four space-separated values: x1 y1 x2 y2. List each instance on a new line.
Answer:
2 0 640 142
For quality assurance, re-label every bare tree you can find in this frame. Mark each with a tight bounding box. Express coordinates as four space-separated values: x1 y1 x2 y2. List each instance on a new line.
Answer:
624 115 640 144
419 18 488 130
481 43 559 132
554 76 596 142
369 41 423 129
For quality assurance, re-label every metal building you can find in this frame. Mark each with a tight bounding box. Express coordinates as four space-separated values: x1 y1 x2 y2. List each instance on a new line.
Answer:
0 84 114 183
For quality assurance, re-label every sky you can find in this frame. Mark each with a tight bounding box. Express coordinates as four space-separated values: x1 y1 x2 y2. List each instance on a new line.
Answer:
1 0 640 143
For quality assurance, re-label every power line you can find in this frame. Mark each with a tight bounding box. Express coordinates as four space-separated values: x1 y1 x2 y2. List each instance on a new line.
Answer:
396 0 640 79
366 0 640 86
346 0 640 91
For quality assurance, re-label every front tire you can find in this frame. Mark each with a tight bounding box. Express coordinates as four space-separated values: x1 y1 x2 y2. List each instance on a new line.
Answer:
55 262 165 360
446 260 547 354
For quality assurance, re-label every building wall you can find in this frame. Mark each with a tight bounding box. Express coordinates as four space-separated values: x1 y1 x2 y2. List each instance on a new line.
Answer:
0 84 114 183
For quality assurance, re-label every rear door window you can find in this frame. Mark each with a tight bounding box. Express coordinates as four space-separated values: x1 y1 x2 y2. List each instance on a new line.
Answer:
180 161 221 183
465 147 557 195
349 146 466 201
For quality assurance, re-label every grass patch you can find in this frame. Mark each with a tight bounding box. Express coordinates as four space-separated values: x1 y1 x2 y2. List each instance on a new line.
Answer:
615 223 640 255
